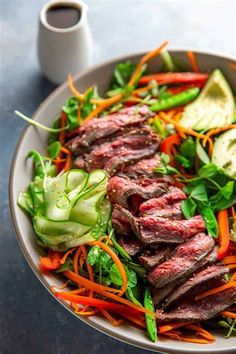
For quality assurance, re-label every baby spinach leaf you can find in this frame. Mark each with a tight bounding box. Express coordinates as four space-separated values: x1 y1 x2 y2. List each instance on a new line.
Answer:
47 141 61 159
198 163 218 178
198 203 219 238
181 198 196 219
110 61 137 89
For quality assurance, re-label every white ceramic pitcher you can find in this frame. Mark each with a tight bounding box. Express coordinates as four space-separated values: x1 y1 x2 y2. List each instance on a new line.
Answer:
37 0 92 84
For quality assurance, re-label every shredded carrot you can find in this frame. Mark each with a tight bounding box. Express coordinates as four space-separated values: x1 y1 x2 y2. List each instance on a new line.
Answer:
162 332 212 344
60 247 76 264
128 41 169 87
82 93 123 124
158 322 190 333
228 264 236 269
231 206 236 222
67 74 84 101
221 311 236 319
120 312 146 328
63 270 155 316
202 124 236 147
60 146 71 155
87 241 128 297
195 281 236 300
100 309 123 327
230 273 236 282
187 51 199 73
75 310 98 316
79 252 85 269
73 247 82 275
217 209 230 259
98 236 113 245
52 158 67 164
81 245 94 298
222 255 236 265
158 111 214 154
132 83 156 96
68 288 87 295
185 324 215 341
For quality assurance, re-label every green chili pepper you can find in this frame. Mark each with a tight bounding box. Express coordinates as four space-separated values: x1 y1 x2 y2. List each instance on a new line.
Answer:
150 87 200 112
144 288 157 342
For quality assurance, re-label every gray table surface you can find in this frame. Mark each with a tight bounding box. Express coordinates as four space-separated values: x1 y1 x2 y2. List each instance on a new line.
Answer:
0 1 235 353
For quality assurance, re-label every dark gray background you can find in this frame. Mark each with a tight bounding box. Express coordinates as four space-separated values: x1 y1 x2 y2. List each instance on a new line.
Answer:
0 1 235 353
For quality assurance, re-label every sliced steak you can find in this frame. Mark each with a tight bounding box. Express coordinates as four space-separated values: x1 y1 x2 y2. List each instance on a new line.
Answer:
147 233 214 288
66 105 152 150
164 265 229 308
112 205 140 237
156 287 236 324
119 236 143 257
139 186 186 213
108 176 168 210
141 201 183 220
152 246 219 306
138 246 173 269
85 127 160 175
138 215 205 244
120 155 161 178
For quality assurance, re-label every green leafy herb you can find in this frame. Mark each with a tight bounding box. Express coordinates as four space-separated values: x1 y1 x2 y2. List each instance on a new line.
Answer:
62 97 80 130
221 181 234 200
185 184 208 202
154 153 180 175
47 141 61 159
125 287 142 306
198 203 219 237
181 198 196 219
110 61 137 89
198 163 219 178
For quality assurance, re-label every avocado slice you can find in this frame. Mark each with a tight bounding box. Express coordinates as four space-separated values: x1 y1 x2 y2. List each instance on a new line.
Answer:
212 129 236 179
180 69 235 131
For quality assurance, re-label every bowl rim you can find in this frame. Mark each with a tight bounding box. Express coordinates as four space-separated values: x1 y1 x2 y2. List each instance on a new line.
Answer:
9 48 236 354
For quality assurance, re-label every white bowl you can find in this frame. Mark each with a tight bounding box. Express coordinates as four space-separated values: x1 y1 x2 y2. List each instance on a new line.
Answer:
9 50 236 354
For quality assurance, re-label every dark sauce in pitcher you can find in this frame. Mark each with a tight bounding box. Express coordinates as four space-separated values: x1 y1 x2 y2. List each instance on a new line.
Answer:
46 5 81 29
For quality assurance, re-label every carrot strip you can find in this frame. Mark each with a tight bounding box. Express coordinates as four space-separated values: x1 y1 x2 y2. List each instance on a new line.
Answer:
67 74 84 100
52 158 67 164
217 209 230 259
228 264 236 269
158 322 190 333
230 273 236 282
128 41 169 87
221 311 236 319
187 51 199 73
195 281 236 300
60 247 76 264
132 83 156 96
202 125 236 147
82 93 123 123
158 112 213 153
98 236 113 245
73 247 82 275
222 256 236 265
81 245 94 298
162 332 212 344
231 206 236 222
120 312 146 328
100 309 123 327
63 270 155 316
75 310 98 316
87 241 128 297
185 324 215 341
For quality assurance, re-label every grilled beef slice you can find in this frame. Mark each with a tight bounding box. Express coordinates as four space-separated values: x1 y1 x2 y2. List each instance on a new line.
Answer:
66 105 152 151
138 215 205 244
138 246 173 269
120 155 161 178
85 127 160 175
140 201 183 219
164 265 229 308
111 205 205 244
139 186 186 214
147 233 214 288
119 236 143 256
156 287 236 324
108 176 168 209
152 246 219 306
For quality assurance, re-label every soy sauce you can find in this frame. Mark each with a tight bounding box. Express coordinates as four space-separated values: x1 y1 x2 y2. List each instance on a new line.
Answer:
46 5 81 29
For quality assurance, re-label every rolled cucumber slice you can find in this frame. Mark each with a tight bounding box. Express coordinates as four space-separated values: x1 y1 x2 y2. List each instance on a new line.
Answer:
180 69 235 131
212 128 236 179
70 170 108 225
